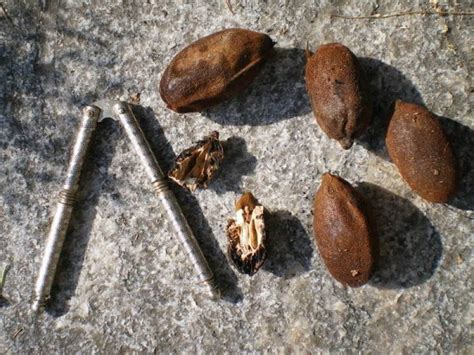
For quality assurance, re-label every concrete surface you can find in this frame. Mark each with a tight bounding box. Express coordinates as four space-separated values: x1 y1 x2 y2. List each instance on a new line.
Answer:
1 0 473 353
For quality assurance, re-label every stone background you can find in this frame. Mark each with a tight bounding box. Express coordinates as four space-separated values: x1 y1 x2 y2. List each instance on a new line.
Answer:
0 0 472 353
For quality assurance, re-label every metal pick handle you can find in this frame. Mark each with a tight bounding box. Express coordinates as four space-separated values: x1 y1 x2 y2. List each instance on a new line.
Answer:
112 102 218 298
32 106 100 312
33 101 217 312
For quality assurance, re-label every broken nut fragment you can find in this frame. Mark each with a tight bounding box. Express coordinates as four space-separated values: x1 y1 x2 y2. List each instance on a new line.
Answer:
227 192 267 275
168 131 224 191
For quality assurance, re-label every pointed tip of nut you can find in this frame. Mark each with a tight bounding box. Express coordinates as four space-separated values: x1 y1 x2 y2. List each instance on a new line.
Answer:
321 172 336 181
338 137 354 149
305 41 313 60
209 131 219 139
235 192 258 211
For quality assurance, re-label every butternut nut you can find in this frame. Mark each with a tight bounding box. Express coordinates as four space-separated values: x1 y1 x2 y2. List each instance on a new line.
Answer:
386 101 457 203
313 173 375 287
160 28 275 113
305 43 372 149
168 131 224 191
227 192 267 275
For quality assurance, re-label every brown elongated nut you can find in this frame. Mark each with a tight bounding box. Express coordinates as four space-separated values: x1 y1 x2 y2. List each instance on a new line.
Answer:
305 43 372 149
168 131 224 191
386 100 457 202
313 173 375 287
160 28 275 113
227 192 267 275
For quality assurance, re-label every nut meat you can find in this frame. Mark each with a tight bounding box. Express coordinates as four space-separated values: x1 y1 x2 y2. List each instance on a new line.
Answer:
227 192 267 275
313 173 375 287
168 131 224 191
160 28 274 113
386 100 457 203
305 43 372 149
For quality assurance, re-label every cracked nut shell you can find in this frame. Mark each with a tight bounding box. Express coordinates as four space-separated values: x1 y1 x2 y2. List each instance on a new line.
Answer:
168 131 224 191
160 28 274 113
386 100 457 202
313 173 375 287
227 192 267 275
305 43 372 149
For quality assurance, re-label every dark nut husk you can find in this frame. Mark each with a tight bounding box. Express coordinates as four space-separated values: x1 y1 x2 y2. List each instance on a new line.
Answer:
168 131 224 191
160 28 275 113
305 43 372 149
227 192 267 275
313 173 375 287
386 100 457 202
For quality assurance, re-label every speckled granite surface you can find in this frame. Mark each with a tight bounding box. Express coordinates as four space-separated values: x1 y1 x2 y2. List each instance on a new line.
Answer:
1 0 473 353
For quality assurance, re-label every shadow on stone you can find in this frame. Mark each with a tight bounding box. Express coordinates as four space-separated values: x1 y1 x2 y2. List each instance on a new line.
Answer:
263 210 313 279
0 16 64 163
47 118 119 316
209 136 257 194
0 296 10 308
0 263 11 308
356 182 443 289
132 105 243 303
438 116 474 212
357 58 425 159
203 48 311 126
0 3 118 162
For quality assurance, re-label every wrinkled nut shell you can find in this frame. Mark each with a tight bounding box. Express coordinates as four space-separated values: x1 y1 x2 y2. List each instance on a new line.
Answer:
160 28 274 113
227 192 267 275
386 101 457 203
313 173 375 287
168 131 224 191
305 43 372 149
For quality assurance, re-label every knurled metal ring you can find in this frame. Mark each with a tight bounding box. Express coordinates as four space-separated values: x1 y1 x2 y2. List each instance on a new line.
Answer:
58 189 76 205
152 179 169 194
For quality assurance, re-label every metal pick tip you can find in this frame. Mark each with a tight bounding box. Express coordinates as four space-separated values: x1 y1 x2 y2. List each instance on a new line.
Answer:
31 298 43 314
30 307 43 336
204 279 221 301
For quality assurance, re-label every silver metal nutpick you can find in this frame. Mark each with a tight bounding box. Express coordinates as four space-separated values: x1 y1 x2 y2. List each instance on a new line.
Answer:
32 101 218 312
32 105 101 312
111 101 218 299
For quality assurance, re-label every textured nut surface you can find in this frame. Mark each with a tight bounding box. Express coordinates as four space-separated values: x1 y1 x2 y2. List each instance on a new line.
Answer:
313 173 375 287
168 131 224 191
227 192 267 275
160 28 274 113
305 43 372 149
386 101 457 203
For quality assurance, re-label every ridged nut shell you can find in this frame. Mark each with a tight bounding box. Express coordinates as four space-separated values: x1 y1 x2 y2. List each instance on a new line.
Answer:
160 28 274 113
313 173 375 287
305 43 372 149
386 101 457 203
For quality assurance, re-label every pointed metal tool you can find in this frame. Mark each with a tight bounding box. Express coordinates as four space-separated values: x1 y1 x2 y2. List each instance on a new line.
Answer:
32 101 218 313
32 105 100 312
